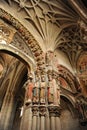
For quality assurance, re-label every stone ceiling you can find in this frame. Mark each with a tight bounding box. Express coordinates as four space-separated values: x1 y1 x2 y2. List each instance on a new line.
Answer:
0 0 79 51
0 0 87 73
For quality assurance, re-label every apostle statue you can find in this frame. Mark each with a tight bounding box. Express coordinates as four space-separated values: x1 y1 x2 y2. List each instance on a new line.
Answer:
32 75 40 104
25 73 34 105
40 75 46 104
48 73 54 104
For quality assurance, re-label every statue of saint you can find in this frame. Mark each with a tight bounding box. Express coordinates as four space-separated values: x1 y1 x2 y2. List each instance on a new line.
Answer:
25 74 34 105
32 76 39 104
48 74 54 104
40 75 46 104
46 51 54 71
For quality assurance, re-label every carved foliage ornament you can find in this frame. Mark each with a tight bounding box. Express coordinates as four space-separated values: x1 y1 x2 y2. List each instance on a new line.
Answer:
0 22 15 44
39 106 47 116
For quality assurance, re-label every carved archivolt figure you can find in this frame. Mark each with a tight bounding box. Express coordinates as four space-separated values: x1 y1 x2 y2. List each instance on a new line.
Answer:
40 75 46 104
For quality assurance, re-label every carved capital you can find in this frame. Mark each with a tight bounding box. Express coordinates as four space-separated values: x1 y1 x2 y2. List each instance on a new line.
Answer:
39 106 47 116
48 105 61 117
32 105 39 116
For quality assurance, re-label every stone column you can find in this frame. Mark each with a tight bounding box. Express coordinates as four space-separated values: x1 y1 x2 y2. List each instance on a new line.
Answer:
48 105 61 130
32 105 39 130
0 92 16 130
55 115 61 130
45 112 50 130
39 105 47 130
20 105 32 130
20 72 34 130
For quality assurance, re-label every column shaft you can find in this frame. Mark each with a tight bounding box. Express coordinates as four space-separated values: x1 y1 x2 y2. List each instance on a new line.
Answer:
45 116 50 130
50 116 56 130
55 116 61 130
20 107 32 130
40 116 45 130
32 116 37 130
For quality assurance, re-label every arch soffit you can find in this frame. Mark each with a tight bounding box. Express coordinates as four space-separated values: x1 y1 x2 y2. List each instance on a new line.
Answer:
0 44 35 70
60 94 75 108
58 65 76 92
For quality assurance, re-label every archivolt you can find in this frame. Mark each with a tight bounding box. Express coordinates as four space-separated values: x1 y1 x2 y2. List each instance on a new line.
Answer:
0 8 43 68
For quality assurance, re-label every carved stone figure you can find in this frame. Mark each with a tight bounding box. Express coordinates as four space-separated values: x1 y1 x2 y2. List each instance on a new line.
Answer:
32 76 39 104
46 51 54 71
47 72 60 105
25 74 34 105
48 74 54 104
40 75 46 104
52 73 60 105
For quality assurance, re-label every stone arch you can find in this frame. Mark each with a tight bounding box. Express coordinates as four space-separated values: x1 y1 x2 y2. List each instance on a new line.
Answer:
0 8 43 68
60 95 81 130
60 94 75 108
58 65 76 92
0 57 28 130
0 44 35 69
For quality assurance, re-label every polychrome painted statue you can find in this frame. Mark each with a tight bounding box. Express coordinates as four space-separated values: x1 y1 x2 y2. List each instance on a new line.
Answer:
40 75 46 104
52 74 60 105
33 76 39 104
48 74 54 104
25 75 34 105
